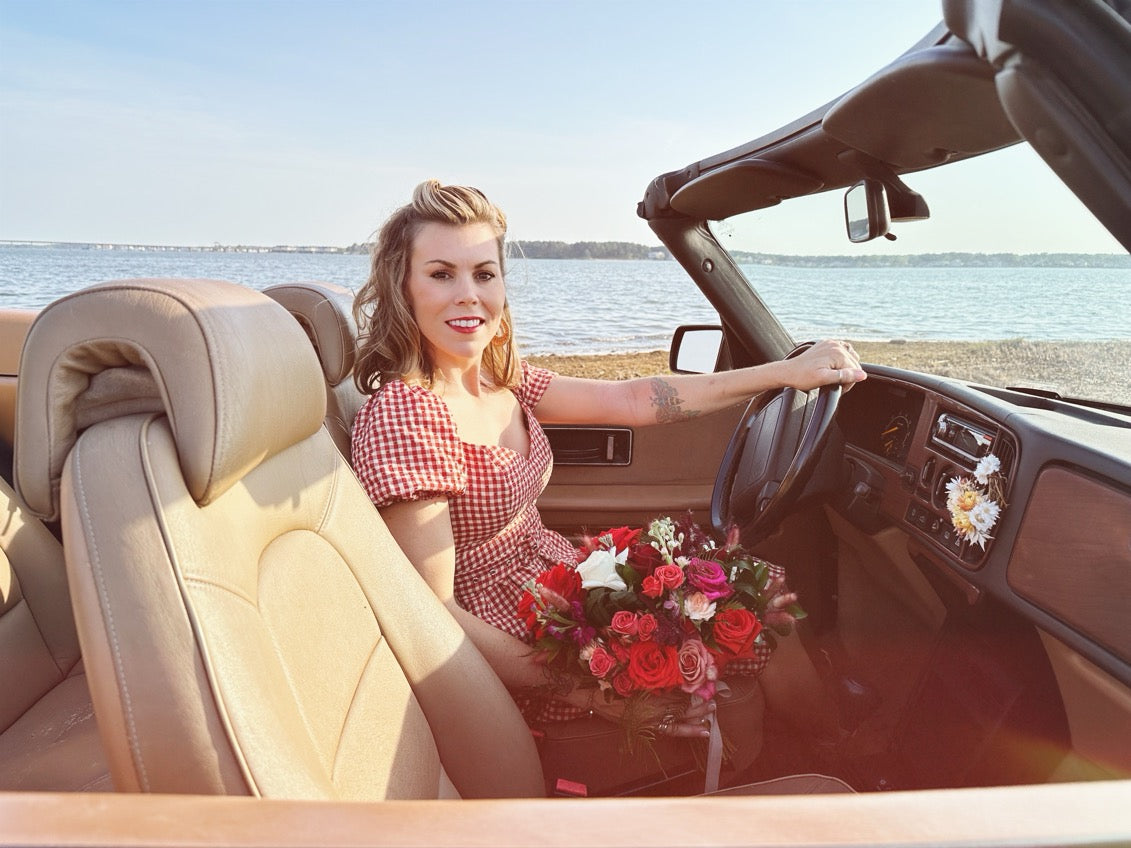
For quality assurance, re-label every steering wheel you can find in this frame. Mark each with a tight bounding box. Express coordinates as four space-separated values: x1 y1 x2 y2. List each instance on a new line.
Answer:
710 345 843 541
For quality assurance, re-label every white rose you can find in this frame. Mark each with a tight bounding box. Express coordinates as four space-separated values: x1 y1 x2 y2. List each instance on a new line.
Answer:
576 549 628 591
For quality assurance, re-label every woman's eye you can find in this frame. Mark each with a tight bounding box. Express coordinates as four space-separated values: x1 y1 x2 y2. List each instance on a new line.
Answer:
430 271 451 280
475 272 496 282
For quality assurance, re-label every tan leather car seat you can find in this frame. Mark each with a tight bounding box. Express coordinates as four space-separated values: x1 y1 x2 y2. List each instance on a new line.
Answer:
13 278 544 799
262 281 364 461
0 476 109 791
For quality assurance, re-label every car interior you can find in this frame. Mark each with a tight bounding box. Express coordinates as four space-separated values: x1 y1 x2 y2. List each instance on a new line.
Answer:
1 0 1129 845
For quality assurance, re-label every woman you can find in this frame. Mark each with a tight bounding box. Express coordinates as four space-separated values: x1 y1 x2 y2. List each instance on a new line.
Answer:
351 179 865 744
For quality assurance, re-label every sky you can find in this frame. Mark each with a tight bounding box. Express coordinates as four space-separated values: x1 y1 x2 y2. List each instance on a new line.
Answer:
0 0 1124 255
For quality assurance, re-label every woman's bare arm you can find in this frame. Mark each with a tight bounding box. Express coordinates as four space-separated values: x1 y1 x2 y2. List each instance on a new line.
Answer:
534 339 865 426
379 496 552 690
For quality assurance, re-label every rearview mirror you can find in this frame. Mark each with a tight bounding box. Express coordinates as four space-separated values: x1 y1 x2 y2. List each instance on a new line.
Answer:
845 179 890 243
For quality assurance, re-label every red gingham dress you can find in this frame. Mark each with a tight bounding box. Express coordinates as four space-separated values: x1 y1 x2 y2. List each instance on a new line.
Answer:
352 362 773 723
351 362 577 643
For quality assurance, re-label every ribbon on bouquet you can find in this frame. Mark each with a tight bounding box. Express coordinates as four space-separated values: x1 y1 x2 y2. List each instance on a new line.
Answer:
703 708 723 794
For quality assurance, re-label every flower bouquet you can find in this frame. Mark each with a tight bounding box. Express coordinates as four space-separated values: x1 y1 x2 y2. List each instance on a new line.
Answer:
946 454 1008 549
517 514 803 750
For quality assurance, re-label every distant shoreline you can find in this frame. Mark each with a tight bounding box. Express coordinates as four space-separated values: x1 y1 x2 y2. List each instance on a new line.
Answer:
527 339 1131 406
3 240 1127 268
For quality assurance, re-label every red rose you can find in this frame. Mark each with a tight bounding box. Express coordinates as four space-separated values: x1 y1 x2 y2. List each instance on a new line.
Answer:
626 641 682 692
610 610 638 637
517 563 583 638
609 637 631 663
654 564 685 591
642 575 663 598
636 613 658 641
588 645 616 678
517 589 539 633
603 526 642 551
612 671 636 697
539 562 583 605
712 608 763 658
627 542 665 575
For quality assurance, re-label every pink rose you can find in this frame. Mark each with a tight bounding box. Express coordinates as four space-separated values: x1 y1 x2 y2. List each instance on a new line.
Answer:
588 645 616 678
683 591 717 621
654 564 685 591
678 638 718 700
636 613 658 641
610 610 639 637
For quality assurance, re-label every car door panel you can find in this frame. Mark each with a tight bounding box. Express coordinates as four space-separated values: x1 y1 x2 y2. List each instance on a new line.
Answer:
539 404 744 537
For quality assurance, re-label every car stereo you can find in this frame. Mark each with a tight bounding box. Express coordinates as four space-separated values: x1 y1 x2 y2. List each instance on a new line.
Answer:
931 412 996 464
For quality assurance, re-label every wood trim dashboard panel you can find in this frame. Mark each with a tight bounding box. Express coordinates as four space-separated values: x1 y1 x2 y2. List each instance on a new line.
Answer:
1008 466 1131 665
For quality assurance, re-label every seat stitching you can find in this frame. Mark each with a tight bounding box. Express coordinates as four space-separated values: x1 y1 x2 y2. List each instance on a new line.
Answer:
181 574 257 608
315 453 338 534
329 631 384 788
72 437 152 791
136 415 263 794
259 596 327 778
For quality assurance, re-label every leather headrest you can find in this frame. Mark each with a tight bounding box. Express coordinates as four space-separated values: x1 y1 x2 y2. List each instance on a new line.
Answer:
263 281 357 387
14 278 327 522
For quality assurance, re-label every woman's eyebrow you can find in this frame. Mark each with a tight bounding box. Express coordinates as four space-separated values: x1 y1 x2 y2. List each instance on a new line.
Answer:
421 258 500 268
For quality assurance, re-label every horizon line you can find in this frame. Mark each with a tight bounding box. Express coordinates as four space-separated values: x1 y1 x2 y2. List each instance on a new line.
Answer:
2 239 1126 259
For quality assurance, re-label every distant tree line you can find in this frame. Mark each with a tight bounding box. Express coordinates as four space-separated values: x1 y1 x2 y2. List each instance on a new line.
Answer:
731 251 1131 268
344 240 671 260
511 241 671 260
337 242 1130 268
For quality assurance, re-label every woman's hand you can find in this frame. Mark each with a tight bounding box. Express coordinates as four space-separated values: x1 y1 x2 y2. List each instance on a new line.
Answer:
654 694 716 739
780 339 866 391
567 689 715 739
762 573 802 635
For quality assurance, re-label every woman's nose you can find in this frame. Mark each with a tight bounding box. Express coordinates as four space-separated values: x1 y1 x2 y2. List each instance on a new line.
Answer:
453 274 479 303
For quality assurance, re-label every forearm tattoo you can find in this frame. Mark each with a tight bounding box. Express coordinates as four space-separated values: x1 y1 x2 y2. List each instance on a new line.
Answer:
649 378 700 423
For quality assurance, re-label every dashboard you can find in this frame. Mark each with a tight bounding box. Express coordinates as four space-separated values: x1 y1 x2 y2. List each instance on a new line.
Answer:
833 367 1131 688
837 375 1016 569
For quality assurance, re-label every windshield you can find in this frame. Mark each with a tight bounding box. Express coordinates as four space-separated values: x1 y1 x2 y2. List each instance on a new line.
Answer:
708 145 1131 407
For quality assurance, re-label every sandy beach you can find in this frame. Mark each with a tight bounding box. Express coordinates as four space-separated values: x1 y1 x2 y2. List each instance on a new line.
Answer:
528 340 1131 406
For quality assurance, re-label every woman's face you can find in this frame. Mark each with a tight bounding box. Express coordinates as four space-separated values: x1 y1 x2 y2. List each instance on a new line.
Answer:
406 221 506 373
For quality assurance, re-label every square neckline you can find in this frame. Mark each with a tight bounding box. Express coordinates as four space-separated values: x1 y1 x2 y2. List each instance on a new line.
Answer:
404 381 538 461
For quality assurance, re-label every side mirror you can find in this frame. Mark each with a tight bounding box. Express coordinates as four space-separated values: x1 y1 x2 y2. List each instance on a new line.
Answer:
844 179 890 243
670 325 723 374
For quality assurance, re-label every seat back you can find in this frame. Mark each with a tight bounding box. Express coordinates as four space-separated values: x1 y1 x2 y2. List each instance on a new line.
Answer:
13 278 543 800
263 281 364 460
0 474 108 790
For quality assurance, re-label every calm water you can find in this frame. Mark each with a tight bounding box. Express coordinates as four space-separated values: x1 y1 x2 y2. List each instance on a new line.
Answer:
1 246 1127 355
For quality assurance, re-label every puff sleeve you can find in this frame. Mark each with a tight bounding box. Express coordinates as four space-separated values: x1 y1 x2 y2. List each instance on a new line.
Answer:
512 361 556 410
350 381 468 508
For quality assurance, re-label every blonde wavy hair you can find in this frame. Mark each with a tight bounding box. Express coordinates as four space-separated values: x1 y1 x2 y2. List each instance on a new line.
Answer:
353 179 519 393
